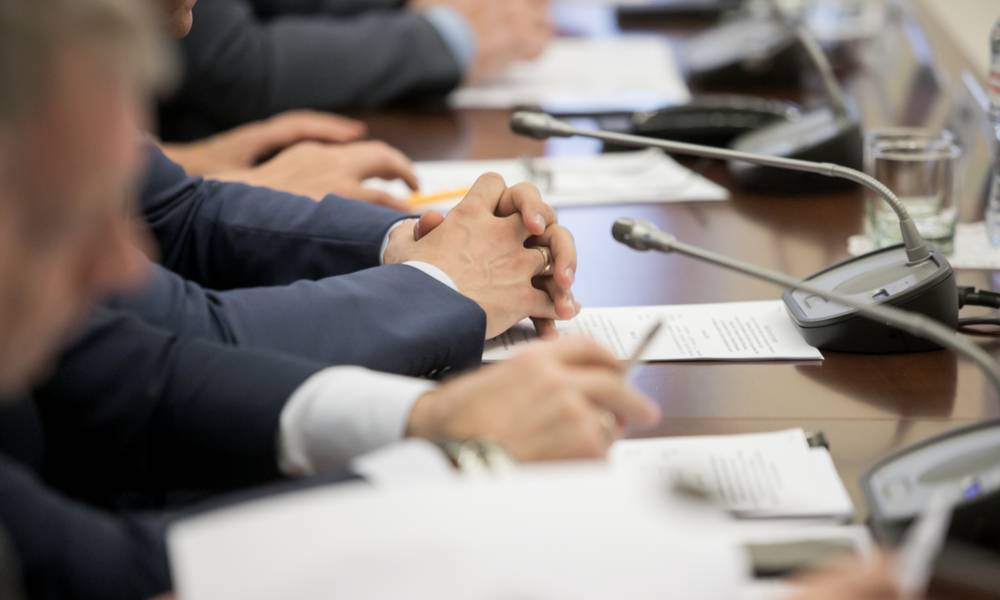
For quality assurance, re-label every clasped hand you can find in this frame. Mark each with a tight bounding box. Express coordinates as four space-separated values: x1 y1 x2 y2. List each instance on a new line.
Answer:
383 173 579 339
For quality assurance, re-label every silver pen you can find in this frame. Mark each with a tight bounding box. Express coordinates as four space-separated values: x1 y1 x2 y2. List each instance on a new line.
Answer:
624 320 664 375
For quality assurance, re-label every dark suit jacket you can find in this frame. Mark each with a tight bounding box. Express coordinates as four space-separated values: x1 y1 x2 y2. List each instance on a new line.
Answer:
0 309 360 599
126 144 485 377
0 525 24 600
159 0 462 140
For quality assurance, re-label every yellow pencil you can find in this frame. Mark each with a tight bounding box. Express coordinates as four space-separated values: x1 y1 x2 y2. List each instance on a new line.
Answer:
406 186 471 208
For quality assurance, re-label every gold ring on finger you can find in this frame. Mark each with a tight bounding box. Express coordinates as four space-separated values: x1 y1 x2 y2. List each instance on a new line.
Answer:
534 246 553 276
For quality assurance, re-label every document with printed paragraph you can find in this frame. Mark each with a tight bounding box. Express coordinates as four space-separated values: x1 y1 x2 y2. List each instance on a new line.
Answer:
365 149 729 211
448 37 690 110
483 300 823 362
610 429 854 519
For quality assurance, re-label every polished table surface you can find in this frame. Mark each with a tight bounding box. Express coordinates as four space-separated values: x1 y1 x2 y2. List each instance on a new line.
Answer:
360 2 1000 520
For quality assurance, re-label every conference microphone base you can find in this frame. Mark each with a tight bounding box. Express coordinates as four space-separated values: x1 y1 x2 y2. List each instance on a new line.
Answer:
783 245 958 353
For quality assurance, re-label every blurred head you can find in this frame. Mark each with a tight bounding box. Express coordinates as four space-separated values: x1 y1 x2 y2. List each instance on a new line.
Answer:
0 0 174 395
161 0 197 37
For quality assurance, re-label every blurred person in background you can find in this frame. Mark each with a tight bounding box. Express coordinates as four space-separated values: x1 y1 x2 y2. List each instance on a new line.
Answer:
158 0 553 141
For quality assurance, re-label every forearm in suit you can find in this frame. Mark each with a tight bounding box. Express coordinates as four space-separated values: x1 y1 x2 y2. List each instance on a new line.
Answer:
0 454 172 600
252 0 406 17
159 0 461 139
141 143 407 289
106 261 487 376
0 453 359 600
31 308 326 504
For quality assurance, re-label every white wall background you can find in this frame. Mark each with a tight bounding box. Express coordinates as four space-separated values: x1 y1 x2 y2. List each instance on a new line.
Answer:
918 0 1000 76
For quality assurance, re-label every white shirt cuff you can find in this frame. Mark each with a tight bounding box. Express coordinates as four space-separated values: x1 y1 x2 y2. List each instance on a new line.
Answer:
278 366 436 476
379 218 458 291
402 261 457 291
379 218 413 264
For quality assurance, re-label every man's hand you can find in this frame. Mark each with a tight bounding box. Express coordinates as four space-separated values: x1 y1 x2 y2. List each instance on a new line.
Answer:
160 109 367 176
410 0 552 82
210 140 418 211
406 337 660 460
383 173 579 339
790 556 901 600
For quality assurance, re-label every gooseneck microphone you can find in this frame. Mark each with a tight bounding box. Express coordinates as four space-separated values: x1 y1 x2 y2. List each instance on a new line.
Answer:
611 218 1000 395
511 112 958 354
718 0 864 191
790 24 850 119
613 217 1000 582
512 111 927 264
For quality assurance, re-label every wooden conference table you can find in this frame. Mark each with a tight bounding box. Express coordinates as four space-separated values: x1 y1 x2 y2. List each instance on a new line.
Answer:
360 1 1000 519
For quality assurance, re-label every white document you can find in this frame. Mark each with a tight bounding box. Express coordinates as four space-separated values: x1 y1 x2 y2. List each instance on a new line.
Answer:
610 429 854 519
448 37 690 110
169 467 748 600
483 300 823 362
849 222 1000 270
365 149 729 210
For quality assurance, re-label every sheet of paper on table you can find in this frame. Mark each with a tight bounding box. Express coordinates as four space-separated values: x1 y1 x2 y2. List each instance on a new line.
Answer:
610 429 854 520
364 149 729 211
849 222 1000 270
169 465 748 600
483 300 823 362
448 37 690 110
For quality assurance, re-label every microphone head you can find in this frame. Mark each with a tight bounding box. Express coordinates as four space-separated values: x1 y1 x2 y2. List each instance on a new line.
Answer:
510 111 573 139
612 218 661 251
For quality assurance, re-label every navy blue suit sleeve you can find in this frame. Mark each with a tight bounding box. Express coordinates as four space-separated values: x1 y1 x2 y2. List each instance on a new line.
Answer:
0 454 172 600
31 309 326 504
141 143 408 289
158 0 460 139
0 452 361 600
253 0 406 17
108 262 486 377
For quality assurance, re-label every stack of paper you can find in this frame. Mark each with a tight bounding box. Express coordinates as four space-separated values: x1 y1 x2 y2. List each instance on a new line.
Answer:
610 429 854 520
169 466 748 600
366 149 729 211
483 300 823 362
449 37 690 111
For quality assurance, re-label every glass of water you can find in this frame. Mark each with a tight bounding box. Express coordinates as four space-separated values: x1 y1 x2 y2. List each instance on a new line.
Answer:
865 128 961 254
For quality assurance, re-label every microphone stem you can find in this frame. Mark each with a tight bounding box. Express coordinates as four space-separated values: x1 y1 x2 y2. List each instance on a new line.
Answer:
556 125 931 264
761 0 850 117
647 231 1000 397
793 25 851 118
